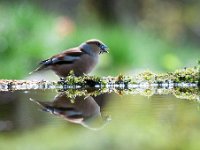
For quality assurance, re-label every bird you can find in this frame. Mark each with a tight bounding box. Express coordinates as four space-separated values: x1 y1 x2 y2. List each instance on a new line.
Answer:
31 39 109 78
30 92 110 130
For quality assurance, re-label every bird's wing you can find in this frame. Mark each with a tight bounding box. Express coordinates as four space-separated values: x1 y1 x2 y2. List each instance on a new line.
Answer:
32 48 83 72
49 48 83 65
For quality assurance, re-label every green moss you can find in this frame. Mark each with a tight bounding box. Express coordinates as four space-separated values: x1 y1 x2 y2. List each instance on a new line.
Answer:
173 87 199 100
173 67 199 83
137 71 155 82
0 65 199 100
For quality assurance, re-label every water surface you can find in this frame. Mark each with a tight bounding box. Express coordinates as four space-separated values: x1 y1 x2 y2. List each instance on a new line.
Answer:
0 88 200 149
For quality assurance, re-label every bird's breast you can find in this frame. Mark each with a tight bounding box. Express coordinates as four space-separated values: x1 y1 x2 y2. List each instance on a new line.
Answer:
73 54 99 74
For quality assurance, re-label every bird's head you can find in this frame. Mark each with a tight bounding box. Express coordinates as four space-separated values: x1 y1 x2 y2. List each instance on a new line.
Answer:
80 39 109 55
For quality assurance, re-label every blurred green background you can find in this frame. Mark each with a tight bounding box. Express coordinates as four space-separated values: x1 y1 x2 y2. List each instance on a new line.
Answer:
0 0 199 79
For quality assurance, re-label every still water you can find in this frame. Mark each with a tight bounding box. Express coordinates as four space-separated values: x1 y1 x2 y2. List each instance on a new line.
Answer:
0 87 200 149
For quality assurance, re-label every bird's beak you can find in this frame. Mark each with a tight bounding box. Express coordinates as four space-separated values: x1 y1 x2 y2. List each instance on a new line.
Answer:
100 45 109 54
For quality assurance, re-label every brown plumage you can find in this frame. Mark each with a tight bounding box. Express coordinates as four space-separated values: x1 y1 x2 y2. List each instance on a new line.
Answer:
30 92 109 130
32 39 109 77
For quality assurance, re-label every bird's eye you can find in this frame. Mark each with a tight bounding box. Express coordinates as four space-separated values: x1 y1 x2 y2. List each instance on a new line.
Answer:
97 42 101 46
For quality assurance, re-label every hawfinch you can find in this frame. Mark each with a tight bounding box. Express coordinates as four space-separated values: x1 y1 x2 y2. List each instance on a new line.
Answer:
33 39 109 77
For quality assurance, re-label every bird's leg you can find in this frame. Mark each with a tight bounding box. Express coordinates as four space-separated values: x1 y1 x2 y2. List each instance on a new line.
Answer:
58 77 66 85
83 73 89 77
60 77 66 83
60 77 65 81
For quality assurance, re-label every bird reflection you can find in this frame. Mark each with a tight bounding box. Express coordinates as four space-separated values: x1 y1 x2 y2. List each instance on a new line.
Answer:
30 92 110 130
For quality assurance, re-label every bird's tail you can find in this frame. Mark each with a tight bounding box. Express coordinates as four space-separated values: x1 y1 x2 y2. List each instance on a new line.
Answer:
29 65 46 75
29 59 50 75
29 98 54 113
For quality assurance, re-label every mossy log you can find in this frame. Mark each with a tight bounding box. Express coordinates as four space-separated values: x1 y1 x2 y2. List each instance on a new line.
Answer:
0 66 199 100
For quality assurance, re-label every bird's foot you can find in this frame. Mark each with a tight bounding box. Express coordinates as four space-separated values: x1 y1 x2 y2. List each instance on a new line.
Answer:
60 77 66 81
83 73 89 77
58 77 66 85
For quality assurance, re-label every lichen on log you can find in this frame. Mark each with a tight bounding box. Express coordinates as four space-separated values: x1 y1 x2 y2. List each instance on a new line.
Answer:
0 65 199 100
